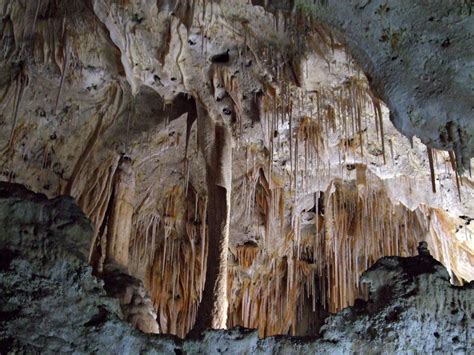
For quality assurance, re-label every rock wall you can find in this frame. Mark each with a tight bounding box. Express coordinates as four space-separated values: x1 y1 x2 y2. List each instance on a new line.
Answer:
0 182 163 353
0 0 473 338
1 183 472 353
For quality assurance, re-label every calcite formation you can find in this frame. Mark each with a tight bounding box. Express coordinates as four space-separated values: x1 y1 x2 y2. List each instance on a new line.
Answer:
0 182 472 353
0 0 473 343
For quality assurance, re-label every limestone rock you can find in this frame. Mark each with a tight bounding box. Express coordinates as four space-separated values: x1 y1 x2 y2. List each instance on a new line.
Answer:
1 183 472 353
101 264 159 334
0 183 168 353
0 0 472 340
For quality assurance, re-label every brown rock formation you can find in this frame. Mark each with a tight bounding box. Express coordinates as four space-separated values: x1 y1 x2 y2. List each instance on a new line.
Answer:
105 156 136 269
192 103 233 333
0 0 472 341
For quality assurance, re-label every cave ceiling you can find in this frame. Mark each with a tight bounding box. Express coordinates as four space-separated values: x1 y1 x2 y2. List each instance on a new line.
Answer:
0 0 473 338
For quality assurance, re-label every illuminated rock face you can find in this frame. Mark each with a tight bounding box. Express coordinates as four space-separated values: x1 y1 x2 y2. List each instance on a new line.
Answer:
0 0 473 340
0 183 472 353
290 0 474 171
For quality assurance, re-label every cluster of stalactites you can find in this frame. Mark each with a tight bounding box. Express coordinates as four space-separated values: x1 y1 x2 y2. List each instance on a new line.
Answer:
129 185 208 338
317 180 424 312
227 166 431 335
258 72 387 199
228 225 324 337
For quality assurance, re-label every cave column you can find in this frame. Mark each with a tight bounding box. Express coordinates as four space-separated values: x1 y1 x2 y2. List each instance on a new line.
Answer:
192 103 232 333
105 155 135 269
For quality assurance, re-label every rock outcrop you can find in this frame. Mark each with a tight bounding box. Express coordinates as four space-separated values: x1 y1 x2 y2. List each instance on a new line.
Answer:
0 183 164 353
101 264 159 334
1 183 472 353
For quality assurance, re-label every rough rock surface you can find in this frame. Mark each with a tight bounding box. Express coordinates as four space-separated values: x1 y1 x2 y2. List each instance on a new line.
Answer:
288 0 474 170
0 183 168 353
1 183 472 353
101 264 159 334
0 0 473 338
320 255 474 353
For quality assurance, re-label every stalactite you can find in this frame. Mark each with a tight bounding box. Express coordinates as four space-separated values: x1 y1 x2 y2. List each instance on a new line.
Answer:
213 65 243 135
319 179 425 312
228 169 459 336
130 184 207 338
31 0 42 38
54 18 68 115
104 155 135 269
427 147 436 193
236 242 260 268
0 0 471 345
448 150 462 201
372 98 386 164
79 155 121 268
298 116 324 157
5 62 29 153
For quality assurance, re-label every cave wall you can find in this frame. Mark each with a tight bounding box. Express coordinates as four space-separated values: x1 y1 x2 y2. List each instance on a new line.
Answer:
0 0 473 338
1 182 472 353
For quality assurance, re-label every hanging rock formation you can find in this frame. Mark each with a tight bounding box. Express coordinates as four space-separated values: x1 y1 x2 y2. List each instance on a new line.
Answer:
0 0 473 343
0 182 472 353
104 155 136 269
192 102 233 333
260 0 474 171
